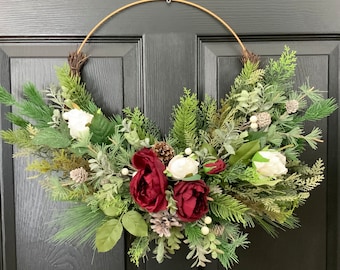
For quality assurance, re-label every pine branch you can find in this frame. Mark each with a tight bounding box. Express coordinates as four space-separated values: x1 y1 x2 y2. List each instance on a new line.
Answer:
209 193 249 226
56 64 96 112
0 129 34 148
5 112 29 127
52 203 106 247
217 233 249 269
298 98 337 122
265 45 297 86
170 88 199 149
0 85 16 105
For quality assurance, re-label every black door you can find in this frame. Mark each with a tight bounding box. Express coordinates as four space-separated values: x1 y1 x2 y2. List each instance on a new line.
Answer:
0 1 339 269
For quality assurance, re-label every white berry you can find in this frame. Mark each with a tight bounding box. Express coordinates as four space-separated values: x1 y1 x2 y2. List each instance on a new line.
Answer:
250 122 258 129
204 216 212 224
184 147 192 155
250 115 258 123
132 171 137 177
201 226 210 235
121 168 129 176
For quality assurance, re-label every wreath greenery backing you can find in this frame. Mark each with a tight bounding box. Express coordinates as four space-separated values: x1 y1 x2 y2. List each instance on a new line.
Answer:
0 45 337 269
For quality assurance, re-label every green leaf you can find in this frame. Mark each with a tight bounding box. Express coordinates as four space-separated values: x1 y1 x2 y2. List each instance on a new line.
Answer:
100 205 123 217
252 151 269 163
95 219 123 252
122 211 148 237
90 111 117 144
228 140 260 165
32 128 71 148
182 174 201 181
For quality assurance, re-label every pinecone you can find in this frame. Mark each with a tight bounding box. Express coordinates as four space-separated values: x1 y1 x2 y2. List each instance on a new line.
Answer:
256 112 272 128
286 99 299 114
211 224 225 236
152 141 175 165
150 210 182 237
70 167 88 183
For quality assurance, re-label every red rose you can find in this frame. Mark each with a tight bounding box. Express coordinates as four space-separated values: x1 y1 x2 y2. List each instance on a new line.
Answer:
130 148 168 212
203 159 226 175
173 180 209 222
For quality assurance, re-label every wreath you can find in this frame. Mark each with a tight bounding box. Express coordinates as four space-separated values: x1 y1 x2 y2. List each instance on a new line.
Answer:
0 1 337 269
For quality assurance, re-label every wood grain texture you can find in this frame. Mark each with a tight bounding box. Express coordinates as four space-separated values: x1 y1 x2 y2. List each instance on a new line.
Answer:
143 33 196 135
0 48 17 270
0 0 340 268
10 57 125 270
327 44 340 270
0 0 339 36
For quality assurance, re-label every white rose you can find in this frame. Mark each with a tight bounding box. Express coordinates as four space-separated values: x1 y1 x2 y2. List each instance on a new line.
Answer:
167 155 199 180
253 151 288 177
63 109 94 139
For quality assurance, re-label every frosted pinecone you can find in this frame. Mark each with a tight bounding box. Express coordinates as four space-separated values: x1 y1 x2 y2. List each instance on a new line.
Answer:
211 224 225 236
70 167 88 183
152 141 175 165
285 99 299 114
150 210 182 237
256 112 272 128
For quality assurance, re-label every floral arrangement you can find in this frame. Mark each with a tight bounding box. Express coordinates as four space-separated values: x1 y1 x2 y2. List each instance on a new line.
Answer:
0 46 337 269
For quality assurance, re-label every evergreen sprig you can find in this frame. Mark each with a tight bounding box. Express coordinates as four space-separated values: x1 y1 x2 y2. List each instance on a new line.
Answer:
209 193 249 226
52 203 106 247
56 64 97 113
265 45 297 86
170 88 199 149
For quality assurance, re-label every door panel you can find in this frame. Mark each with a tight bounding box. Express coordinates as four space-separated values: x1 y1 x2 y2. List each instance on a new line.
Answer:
1 37 339 270
1 1 340 269
199 40 338 270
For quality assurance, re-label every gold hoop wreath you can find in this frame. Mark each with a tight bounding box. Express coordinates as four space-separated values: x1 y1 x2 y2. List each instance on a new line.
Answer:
0 0 337 269
68 0 257 76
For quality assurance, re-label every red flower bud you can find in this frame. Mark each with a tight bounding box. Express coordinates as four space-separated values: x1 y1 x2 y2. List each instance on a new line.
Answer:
203 159 226 175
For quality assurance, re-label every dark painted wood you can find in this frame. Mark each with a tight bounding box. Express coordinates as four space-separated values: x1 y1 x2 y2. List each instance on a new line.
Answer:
0 42 145 269
143 33 196 134
0 0 340 36
0 48 17 270
0 1 339 270
327 44 340 270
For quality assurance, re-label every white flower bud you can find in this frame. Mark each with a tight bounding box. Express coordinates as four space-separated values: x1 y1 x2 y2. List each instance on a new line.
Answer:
253 151 288 177
63 109 93 139
167 155 199 180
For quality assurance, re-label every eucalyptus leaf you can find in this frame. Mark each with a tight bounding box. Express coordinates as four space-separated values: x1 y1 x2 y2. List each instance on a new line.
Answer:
96 219 123 252
228 140 260 165
122 211 148 237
